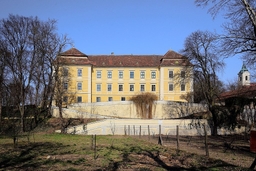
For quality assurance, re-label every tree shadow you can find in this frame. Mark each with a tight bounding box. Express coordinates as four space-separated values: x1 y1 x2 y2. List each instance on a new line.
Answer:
0 142 65 170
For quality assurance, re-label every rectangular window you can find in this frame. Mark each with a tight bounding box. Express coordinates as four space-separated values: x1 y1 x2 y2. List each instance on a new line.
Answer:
64 82 68 90
140 84 145 92
97 84 101 91
77 96 82 103
181 71 185 78
63 96 68 103
121 97 125 101
169 70 173 79
107 84 112 91
140 71 145 79
119 71 123 79
181 83 185 91
63 67 68 77
77 69 82 77
130 71 134 79
97 71 101 78
130 84 134 91
151 71 156 79
96 97 101 102
77 82 82 90
169 84 173 91
151 85 156 91
119 84 123 91
108 97 113 101
107 71 112 78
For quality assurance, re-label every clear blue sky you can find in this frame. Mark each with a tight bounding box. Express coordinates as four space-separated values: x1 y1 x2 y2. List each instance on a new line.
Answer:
0 0 243 84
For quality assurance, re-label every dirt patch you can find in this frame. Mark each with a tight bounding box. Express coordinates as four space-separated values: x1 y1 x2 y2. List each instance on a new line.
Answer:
142 134 255 169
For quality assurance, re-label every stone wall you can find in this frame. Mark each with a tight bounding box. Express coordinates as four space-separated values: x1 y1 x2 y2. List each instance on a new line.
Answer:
52 101 208 119
59 118 245 136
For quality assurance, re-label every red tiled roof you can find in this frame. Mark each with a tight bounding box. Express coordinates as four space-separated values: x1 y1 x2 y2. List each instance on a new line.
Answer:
60 47 88 57
220 83 256 100
163 50 187 59
58 48 191 67
160 59 192 66
57 57 93 65
88 55 162 67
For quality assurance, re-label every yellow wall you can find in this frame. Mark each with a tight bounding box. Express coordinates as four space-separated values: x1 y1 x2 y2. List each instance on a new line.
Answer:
64 65 92 103
63 63 192 103
91 67 159 102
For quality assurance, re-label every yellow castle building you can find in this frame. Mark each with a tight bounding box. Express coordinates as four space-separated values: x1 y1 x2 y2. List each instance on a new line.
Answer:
57 48 193 103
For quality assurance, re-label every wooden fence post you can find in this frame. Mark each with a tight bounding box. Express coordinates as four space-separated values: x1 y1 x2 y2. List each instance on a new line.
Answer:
176 125 180 151
128 125 130 136
158 125 163 145
94 134 98 159
133 125 135 136
91 134 94 150
148 125 150 141
124 125 127 136
139 125 141 138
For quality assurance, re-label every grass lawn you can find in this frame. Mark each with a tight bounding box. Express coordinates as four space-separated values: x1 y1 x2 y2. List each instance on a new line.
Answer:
0 133 252 171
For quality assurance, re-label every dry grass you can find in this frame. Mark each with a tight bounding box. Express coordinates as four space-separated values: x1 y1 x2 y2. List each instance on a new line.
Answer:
0 133 252 171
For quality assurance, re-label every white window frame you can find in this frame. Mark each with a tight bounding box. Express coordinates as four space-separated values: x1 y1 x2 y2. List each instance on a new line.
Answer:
96 97 101 102
77 82 82 90
63 96 68 103
97 84 101 91
97 71 101 78
169 70 174 79
77 96 82 103
63 67 69 77
108 97 113 101
130 71 134 79
151 71 156 79
119 84 123 91
169 83 173 91
140 84 145 92
181 83 185 91
121 97 125 101
151 84 156 91
130 84 134 91
64 82 68 90
107 84 112 91
181 71 185 79
140 71 145 79
119 71 123 79
77 69 82 77
107 71 112 79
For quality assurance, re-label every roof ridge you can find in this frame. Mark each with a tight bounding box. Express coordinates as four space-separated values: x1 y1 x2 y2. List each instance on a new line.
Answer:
60 47 88 57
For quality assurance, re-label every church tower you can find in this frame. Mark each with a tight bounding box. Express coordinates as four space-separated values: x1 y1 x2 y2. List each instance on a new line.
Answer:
238 62 250 86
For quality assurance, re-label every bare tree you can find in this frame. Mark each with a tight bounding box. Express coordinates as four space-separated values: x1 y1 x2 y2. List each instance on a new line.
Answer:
182 30 225 135
52 59 77 133
53 64 76 119
130 92 157 119
0 39 9 123
195 0 256 64
0 14 69 132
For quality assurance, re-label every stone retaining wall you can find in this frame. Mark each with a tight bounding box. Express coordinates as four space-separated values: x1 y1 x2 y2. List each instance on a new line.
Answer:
52 101 208 119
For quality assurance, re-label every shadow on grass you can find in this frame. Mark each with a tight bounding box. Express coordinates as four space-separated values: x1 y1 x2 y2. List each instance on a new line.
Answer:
0 142 65 170
103 143 242 171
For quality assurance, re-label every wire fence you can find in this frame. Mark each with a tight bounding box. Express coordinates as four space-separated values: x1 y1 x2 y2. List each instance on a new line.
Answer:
127 125 251 159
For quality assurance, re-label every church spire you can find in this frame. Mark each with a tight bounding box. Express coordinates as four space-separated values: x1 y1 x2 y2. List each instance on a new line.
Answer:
238 62 250 86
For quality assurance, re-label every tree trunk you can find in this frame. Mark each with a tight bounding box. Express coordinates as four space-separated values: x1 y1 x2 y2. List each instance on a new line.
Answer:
19 105 25 132
210 107 218 136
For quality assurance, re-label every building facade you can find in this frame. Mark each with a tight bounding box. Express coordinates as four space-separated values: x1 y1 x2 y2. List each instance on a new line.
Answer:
57 48 193 103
